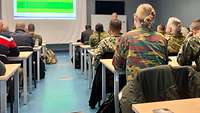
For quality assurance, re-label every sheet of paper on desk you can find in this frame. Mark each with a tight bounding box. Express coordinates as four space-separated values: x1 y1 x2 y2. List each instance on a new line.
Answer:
153 108 174 113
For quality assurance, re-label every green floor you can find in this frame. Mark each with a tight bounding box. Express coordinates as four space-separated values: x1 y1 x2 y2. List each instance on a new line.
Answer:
20 52 97 113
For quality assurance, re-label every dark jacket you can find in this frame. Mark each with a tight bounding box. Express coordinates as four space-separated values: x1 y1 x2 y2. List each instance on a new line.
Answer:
81 29 93 44
0 33 19 56
120 65 200 113
13 29 34 47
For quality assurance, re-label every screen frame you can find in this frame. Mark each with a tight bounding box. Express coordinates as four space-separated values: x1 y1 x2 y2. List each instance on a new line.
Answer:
14 0 77 20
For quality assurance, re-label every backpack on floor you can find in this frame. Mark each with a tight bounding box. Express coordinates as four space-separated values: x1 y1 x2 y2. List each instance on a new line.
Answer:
40 58 46 79
96 94 115 113
45 49 57 64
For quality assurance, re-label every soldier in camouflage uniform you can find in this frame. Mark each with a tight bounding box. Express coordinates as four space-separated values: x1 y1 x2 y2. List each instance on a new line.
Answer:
165 17 185 55
92 19 122 68
112 4 168 113
28 24 43 46
89 23 110 48
177 19 200 71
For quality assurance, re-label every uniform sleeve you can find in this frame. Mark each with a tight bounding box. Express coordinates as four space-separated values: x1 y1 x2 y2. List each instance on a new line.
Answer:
89 35 97 48
93 39 108 68
112 35 128 71
80 32 85 43
38 35 43 46
177 40 193 66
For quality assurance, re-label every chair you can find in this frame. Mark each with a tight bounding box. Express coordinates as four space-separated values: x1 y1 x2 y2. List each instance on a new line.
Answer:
0 54 9 64
120 65 197 113
18 46 33 51
0 54 14 113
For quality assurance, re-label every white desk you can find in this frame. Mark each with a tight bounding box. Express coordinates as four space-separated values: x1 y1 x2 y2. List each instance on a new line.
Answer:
87 50 96 88
34 46 42 81
80 45 91 77
72 42 82 68
8 52 33 105
0 64 20 113
100 59 125 113
132 98 200 113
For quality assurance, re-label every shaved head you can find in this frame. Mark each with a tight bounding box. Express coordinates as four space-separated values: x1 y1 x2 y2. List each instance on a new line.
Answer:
16 22 25 31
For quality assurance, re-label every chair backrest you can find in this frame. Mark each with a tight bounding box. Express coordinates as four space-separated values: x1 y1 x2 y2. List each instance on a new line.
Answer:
136 65 194 102
18 46 33 51
0 54 9 64
101 52 114 59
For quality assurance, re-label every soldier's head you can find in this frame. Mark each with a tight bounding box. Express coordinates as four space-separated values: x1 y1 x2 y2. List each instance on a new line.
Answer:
190 19 200 35
85 25 91 30
133 3 156 28
95 23 104 33
111 12 118 20
109 19 121 35
157 24 165 34
16 22 26 31
2 24 9 32
166 17 182 35
28 23 35 33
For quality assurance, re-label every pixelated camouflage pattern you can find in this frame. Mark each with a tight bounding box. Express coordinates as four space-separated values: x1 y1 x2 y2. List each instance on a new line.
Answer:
113 27 168 81
89 31 110 48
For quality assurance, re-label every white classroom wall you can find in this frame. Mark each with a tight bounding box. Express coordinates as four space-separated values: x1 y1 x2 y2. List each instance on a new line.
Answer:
91 15 127 33
2 0 87 44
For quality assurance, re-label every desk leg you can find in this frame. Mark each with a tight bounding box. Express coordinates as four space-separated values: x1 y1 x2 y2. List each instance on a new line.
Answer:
69 43 72 59
42 44 46 64
72 45 75 68
114 72 120 113
37 50 40 81
84 49 87 78
0 81 7 113
80 48 83 73
14 69 19 113
92 66 95 88
102 64 106 104
29 56 33 92
88 54 92 88
23 59 28 104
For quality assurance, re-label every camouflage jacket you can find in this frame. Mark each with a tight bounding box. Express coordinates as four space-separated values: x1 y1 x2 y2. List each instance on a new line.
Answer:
91 34 121 68
120 65 200 113
112 27 168 81
177 33 200 71
165 34 185 54
30 32 43 46
89 31 110 48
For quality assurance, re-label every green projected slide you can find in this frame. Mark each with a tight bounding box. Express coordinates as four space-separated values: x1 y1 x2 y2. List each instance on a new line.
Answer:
14 0 76 19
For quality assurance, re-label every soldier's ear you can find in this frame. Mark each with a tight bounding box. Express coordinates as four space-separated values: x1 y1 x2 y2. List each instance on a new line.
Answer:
169 27 172 33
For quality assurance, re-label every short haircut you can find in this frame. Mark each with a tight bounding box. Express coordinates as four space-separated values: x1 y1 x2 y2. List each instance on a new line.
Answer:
85 25 91 30
95 23 104 33
191 19 200 30
28 24 35 32
109 19 122 32
166 17 181 28
16 22 25 30
157 24 165 31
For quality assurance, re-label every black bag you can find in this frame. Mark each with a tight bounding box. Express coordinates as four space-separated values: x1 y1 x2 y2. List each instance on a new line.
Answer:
40 58 46 79
96 94 115 113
